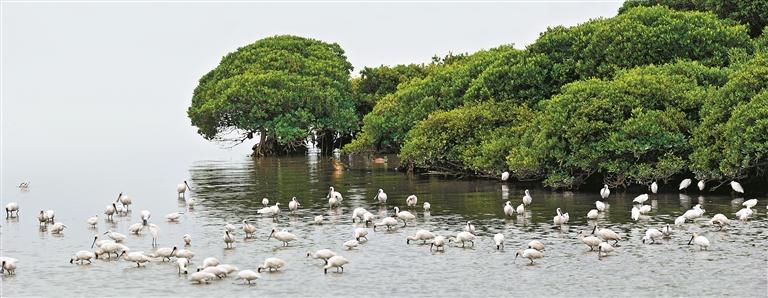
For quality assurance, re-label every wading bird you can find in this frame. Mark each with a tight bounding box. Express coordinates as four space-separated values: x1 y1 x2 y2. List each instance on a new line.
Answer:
5 202 19 218
523 190 532 205
268 228 297 246
323 256 349 274
406 229 435 244
177 181 191 198
448 231 476 248
373 189 387 204
257 257 286 273
679 179 692 191
515 248 543 264
393 207 416 227
600 185 610 199
307 249 336 264
688 232 710 250
406 195 418 207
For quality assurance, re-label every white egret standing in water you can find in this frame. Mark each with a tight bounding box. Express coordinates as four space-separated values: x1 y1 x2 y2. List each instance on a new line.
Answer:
679 179 692 191
501 171 510 182
687 232 710 250
373 189 387 204
523 190 532 205
5 202 19 218
730 181 744 194
650 182 658 194
600 185 610 199
177 181 191 198
697 180 705 191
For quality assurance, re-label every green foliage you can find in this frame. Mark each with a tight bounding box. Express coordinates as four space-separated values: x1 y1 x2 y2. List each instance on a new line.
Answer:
464 52 556 106
510 61 727 188
691 54 768 179
352 64 431 119
188 35 357 155
620 0 768 37
399 102 534 174
343 45 518 153
529 6 752 80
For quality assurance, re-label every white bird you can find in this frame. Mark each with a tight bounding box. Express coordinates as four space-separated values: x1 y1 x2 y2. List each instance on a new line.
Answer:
504 201 515 217
448 231 476 247
189 271 217 284
515 248 544 264
595 201 606 212
104 203 117 220
147 224 160 246
183 234 192 246
323 256 349 274
201 257 220 268
307 249 336 264
516 204 525 214
1 257 18 275
373 216 398 231
423 202 431 211
174 249 195 259
600 185 610 199
5 202 19 218
675 216 686 226
128 223 144 235
258 203 281 220
501 171 510 181
217 264 239 274
730 181 744 194
373 189 387 204
586 209 598 220
105 230 127 242
650 182 658 194
37 210 48 225
523 189 532 205
236 270 261 284
119 250 152 267
116 192 132 210
198 266 226 278
742 199 757 209
642 228 663 244
313 215 324 225
597 242 614 259
633 194 649 204
735 207 753 221
710 214 730 229
553 208 567 225
493 233 505 250
354 228 369 241
578 230 601 251
288 197 300 212
177 181 191 198
152 246 178 261
679 179 692 191
430 236 446 251
90 235 115 250
223 230 235 248
70 250 96 264
257 257 286 272
186 197 196 208
268 228 297 246
351 207 368 223
661 224 673 237
592 226 621 246
44 209 55 222
51 222 67 234
362 212 375 227
86 215 98 228
406 195 418 207
393 207 416 226
687 232 710 250
683 204 705 220
166 212 182 222
177 258 190 274
327 186 343 202
242 220 257 238
261 197 269 207
639 205 652 214
343 240 359 250
225 223 236 233
140 210 151 226
528 240 545 251
329 195 341 208
697 180 705 191
406 229 435 244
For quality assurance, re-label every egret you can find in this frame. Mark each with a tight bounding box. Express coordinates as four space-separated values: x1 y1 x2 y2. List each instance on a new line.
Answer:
351 207 368 223
242 220 257 238
587 209 598 220
730 181 744 194
258 203 281 220
631 207 640 221
430 236 446 251
528 240 545 251
323 256 349 274
288 197 300 212
742 199 757 209
236 270 261 284
423 202 431 211
373 217 398 231
70 251 96 264
501 171 510 181
165 212 182 222
152 246 178 261
493 233 505 250
116 192 132 210
104 203 117 220
262 197 269 207
406 195 418 207
735 207 753 221
86 215 98 228
183 234 192 246
710 214 730 229
147 224 160 246
697 180 705 191
329 196 341 208
257 257 286 272
177 181 191 198
600 185 610 199
687 232 710 250
5 202 19 218
679 179 692 191
327 187 343 202
465 221 476 234
650 181 658 194
579 230 601 251
514 249 543 264
373 189 387 204
307 249 336 264
223 230 235 248
343 240 359 250
448 231 476 248
504 201 515 217
354 228 369 241
516 204 525 214
51 222 67 234
362 212 375 227
118 250 152 267
553 208 567 226
597 242 614 259
393 207 416 226
523 189 532 205
268 228 297 246
642 228 663 244
633 194 649 204
595 201 606 212
406 229 435 244
105 230 127 242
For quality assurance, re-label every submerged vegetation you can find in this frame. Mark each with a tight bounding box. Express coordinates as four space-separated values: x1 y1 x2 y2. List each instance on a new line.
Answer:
189 4 768 189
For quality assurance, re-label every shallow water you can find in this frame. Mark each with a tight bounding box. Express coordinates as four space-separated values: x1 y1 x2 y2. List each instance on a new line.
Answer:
1 155 767 297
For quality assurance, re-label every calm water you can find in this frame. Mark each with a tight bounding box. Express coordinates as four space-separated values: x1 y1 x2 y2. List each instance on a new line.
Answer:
1 155 767 297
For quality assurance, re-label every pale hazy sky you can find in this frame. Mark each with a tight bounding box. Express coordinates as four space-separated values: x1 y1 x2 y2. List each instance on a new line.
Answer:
1 1 622 182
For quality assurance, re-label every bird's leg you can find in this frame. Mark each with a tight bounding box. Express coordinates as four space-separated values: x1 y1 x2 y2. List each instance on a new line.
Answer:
613 240 619 246
470 240 475 247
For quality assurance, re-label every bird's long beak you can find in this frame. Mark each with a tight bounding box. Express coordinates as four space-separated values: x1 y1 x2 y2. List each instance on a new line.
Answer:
185 181 192 191
116 193 122 202
688 236 694 245
91 237 97 248
591 225 597 235
267 230 274 240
